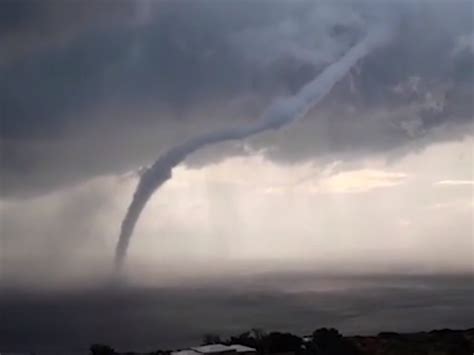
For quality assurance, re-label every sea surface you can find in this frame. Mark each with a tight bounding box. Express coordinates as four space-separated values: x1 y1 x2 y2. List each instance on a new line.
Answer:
1 272 473 354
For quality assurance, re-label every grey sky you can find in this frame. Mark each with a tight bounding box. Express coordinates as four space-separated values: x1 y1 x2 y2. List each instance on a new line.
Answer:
0 0 472 287
1 0 473 197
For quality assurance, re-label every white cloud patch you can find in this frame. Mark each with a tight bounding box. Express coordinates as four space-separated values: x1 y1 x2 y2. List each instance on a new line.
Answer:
313 169 408 194
168 157 407 195
434 180 474 186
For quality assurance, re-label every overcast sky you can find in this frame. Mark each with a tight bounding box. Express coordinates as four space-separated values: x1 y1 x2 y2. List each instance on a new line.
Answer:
1 0 473 288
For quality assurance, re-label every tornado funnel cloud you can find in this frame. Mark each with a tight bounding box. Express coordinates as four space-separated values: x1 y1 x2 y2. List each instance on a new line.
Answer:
115 27 391 270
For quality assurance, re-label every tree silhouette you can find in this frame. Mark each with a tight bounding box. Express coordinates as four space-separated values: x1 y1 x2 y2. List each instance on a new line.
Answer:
202 333 223 345
264 332 303 354
311 328 359 355
90 343 116 355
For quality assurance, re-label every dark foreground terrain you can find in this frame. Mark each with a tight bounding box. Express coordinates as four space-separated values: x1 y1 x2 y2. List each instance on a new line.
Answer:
348 328 474 354
90 328 474 355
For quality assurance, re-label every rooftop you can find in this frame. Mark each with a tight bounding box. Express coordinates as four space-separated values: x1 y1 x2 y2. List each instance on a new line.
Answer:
172 350 202 355
189 344 256 354
228 344 257 352
192 344 236 354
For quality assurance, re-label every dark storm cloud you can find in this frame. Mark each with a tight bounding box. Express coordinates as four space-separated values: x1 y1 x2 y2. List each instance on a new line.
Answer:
0 0 308 139
1 0 473 198
0 0 136 65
